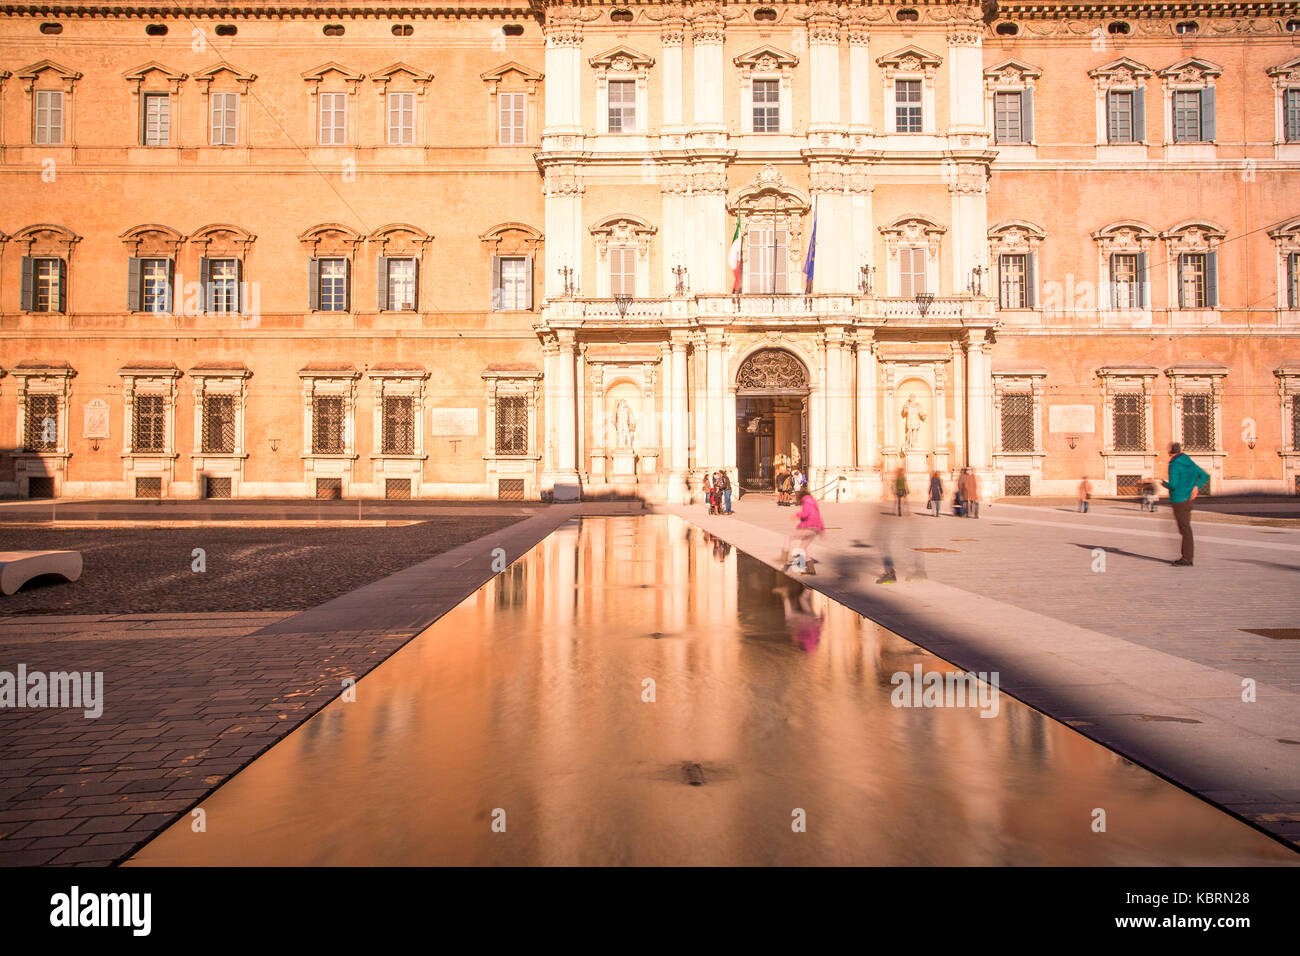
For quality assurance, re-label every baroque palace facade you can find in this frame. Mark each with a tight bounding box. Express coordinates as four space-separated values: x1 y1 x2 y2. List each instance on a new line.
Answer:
1 0 1299 502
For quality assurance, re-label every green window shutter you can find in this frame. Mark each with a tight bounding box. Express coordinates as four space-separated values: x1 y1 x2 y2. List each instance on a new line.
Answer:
491 255 502 311
1026 252 1037 308
234 259 243 314
127 257 142 312
411 259 420 311
1108 254 1119 310
1107 92 1120 143
523 256 534 310
57 259 67 313
343 258 351 313
1133 88 1146 142
199 257 213 313
308 258 321 311
1289 254 1299 309
165 258 175 313
1020 88 1034 143
377 256 389 311
1201 87 1216 142
1206 250 1218 308
1137 251 1150 308
20 257 34 311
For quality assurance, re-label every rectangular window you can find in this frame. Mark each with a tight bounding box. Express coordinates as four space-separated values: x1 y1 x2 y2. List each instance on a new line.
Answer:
495 395 528 455
25 394 58 451
34 90 64 145
382 396 415 454
746 227 789 293
388 92 415 145
386 258 418 311
610 247 636 297
607 80 636 133
1000 393 1034 452
895 79 923 133
752 79 780 132
132 394 166 453
1111 253 1141 310
33 258 64 313
495 256 530 310
318 258 349 312
207 259 240 314
899 246 927 298
999 254 1027 309
210 92 237 145
319 92 348 145
1285 89 1300 143
498 92 526 144
1179 253 1207 309
1181 393 1214 452
1173 90 1202 143
1113 392 1145 452
140 258 172 313
143 93 170 146
1107 90 1134 143
312 396 345 453
202 394 236 453
994 91 1022 144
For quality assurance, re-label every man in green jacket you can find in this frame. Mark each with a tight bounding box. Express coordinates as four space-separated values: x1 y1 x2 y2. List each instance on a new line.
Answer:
1160 442 1210 566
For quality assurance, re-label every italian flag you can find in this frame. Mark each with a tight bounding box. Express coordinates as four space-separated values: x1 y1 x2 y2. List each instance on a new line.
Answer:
728 215 743 293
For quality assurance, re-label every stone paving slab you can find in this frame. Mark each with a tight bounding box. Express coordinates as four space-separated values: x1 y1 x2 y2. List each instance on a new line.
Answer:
0 504 601 865
663 500 1300 851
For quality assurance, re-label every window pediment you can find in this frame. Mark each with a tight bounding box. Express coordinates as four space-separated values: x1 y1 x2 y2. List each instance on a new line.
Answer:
302 62 364 90
589 46 655 74
1161 221 1226 249
193 64 256 91
1088 57 1151 89
989 220 1045 252
124 62 188 93
299 223 364 256
372 222 433 256
880 215 947 247
984 58 1042 90
1092 221 1159 249
1158 57 1223 85
371 62 433 93
876 45 942 76
480 61 543 94
1267 56 1300 88
590 215 656 261
18 60 83 92
733 45 799 74
728 165 810 216
120 224 186 257
480 222 543 254
191 223 256 257
1268 217 1300 251
13 224 80 257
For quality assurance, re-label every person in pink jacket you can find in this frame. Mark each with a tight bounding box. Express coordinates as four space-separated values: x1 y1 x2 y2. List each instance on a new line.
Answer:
781 488 825 575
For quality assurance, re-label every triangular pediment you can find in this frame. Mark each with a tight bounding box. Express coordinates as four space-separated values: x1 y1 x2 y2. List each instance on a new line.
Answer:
1088 56 1152 79
1266 56 1300 79
301 62 364 83
589 45 655 71
17 59 83 82
123 61 188 83
876 45 943 70
984 58 1042 81
194 63 257 83
1158 57 1223 80
480 61 543 84
733 45 799 70
370 62 433 84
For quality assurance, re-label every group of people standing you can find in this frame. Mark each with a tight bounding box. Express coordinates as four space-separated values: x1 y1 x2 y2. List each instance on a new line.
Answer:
894 468 981 518
774 462 806 507
703 470 733 516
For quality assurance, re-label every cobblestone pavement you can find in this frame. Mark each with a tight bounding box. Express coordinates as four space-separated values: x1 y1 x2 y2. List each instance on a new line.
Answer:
0 504 589 865
0 517 524 615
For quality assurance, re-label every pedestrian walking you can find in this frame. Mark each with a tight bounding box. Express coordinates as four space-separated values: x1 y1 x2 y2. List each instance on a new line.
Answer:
894 468 909 516
1077 476 1092 514
959 468 980 518
1140 477 1158 512
928 471 943 517
1161 442 1210 566
781 487 825 575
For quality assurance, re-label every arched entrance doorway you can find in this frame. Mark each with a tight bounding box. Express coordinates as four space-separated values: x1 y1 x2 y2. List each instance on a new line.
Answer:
735 348 809 493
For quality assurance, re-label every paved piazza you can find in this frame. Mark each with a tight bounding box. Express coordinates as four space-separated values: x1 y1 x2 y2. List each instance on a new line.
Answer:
0 496 1296 864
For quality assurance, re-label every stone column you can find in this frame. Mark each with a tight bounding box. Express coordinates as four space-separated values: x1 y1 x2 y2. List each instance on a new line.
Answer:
589 362 606 481
705 328 726 471
946 26 985 136
553 331 580 499
847 20 871 133
661 21 686 134
950 341 965 471
965 336 991 470
669 335 690 502
543 21 582 135
541 341 557 476
933 360 949 473
690 16 725 131
855 331 878 473
823 327 850 473
807 15 841 130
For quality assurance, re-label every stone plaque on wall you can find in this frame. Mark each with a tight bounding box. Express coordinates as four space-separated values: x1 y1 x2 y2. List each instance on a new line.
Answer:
83 399 110 439
1048 405 1096 433
431 408 478 437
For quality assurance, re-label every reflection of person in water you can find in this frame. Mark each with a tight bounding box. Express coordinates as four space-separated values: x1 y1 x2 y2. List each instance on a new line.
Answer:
773 580 824 652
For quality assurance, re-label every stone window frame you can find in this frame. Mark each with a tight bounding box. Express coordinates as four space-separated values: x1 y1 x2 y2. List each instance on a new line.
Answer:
734 46 799 135
124 62 188 147
1097 365 1158 455
589 46 654 136
1165 363 1227 458
992 369 1047 456
118 364 182 461
1089 56 1152 147
988 220 1045 310
368 366 429 461
1268 217 1300 318
372 223 433 312
193 64 257 147
13 362 75 459
480 61 543 146
727 167 809 293
120 224 185 314
17 60 82 146
1267 56 1300 150
481 222 543 311
190 223 256 316
190 364 251 458
877 46 942 135
299 224 365 313
14 224 79 313
1275 366 1300 456
483 368 542 460
1161 220 1224 317
370 63 433 146
1092 221 1158 318
590 214 656 298
302 62 364 147
879 215 945 297
983 59 1041 148
1157 57 1221 150
299 367 361 460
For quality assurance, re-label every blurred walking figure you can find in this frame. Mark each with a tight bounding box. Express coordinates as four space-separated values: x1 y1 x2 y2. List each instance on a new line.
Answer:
1162 442 1210 566
959 468 980 518
1140 476 1158 512
1077 476 1092 513
893 468 909 516
927 471 943 517
781 487 824 575
791 466 805 493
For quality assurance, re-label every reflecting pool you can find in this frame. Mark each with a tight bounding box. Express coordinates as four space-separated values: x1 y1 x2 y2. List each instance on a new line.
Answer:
127 515 1298 865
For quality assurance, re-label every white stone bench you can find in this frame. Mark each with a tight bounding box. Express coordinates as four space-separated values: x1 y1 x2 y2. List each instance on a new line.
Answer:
0 551 83 596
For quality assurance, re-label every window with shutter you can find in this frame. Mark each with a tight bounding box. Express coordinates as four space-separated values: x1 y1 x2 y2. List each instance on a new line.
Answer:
899 247 927 297
1173 90 1202 142
1288 253 1299 309
745 227 788 293
207 258 240 313
388 92 415 145
1110 253 1141 310
387 258 418 310
1178 253 1207 309
895 80 923 132
608 80 636 133
999 254 1027 308
210 92 238 145
143 93 170 145
496 257 529 309
32 258 63 313
994 92 1022 144
319 92 348 145
498 92 526 144
1285 89 1300 143
318 258 349 312
610 248 636 297
141 258 172 313
752 79 780 132
34 90 64 145
1108 91 1133 143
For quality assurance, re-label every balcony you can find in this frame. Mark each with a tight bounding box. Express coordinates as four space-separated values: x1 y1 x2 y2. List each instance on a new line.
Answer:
541 293 995 326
